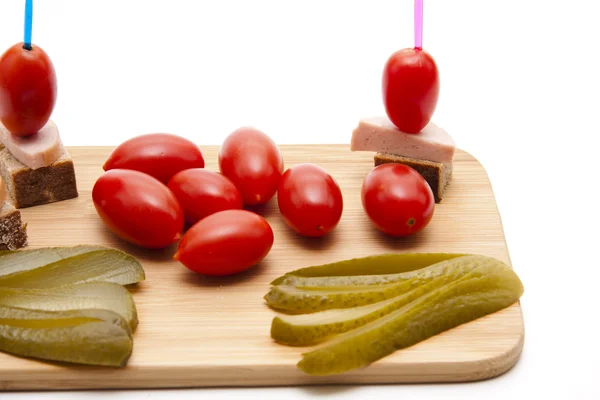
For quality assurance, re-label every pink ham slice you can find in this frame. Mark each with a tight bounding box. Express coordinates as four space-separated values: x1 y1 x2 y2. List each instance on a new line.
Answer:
0 120 64 170
350 116 455 164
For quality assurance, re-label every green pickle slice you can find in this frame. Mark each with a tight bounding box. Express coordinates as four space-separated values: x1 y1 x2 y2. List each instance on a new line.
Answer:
265 256 481 313
0 305 133 367
271 257 487 346
280 272 418 289
270 253 465 285
279 257 478 289
0 246 144 367
0 282 139 330
0 248 146 289
295 258 524 375
0 245 107 277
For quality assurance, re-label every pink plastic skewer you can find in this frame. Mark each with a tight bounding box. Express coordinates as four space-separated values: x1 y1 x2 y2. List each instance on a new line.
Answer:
414 0 423 49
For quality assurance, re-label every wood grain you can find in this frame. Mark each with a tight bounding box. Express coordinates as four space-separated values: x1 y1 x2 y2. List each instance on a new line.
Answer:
0 145 524 391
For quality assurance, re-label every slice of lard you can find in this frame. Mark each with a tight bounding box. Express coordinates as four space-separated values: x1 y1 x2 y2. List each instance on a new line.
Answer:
350 116 455 164
0 120 64 170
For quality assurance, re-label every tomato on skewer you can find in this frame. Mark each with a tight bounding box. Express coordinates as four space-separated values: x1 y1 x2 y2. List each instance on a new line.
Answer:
0 42 57 137
382 0 440 134
382 48 439 134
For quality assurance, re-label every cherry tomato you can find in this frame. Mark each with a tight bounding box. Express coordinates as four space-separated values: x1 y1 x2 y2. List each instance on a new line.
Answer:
361 163 435 237
382 48 440 133
174 209 274 276
0 43 57 137
277 163 343 237
92 169 184 249
167 168 243 225
103 133 205 184
218 127 283 205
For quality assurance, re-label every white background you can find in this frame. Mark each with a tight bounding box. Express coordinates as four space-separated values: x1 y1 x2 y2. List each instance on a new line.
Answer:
2 0 600 399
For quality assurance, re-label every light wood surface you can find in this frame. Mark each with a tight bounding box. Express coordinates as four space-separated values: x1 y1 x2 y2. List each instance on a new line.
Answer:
0 145 524 391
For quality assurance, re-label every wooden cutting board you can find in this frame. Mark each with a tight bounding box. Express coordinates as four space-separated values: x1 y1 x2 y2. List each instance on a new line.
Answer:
0 145 524 391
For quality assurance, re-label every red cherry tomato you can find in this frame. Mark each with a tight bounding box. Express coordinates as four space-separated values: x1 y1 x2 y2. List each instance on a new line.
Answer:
103 133 205 184
0 43 57 137
361 163 435 237
277 163 343 237
167 168 243 225
218 127 283 205
174 209 274 276
92 169 184 249
382 48 440 134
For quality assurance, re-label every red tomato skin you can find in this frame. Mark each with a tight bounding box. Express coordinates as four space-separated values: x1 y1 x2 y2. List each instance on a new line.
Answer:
0 43 57 137
382 48 440 134
361 163 435 237
218 127 283 205
277 163 343 237
167 168 243 225
92 169 184 249
103 133 205 184
174 209 274 276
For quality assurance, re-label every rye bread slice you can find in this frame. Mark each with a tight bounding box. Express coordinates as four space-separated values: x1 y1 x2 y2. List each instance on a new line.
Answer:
0 201 28 250
374 153 452 203
0 144 78 209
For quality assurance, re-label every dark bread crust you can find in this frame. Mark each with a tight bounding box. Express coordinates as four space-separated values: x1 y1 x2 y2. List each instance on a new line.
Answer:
374 153 452 203
0 144 78 209
0 202 27 250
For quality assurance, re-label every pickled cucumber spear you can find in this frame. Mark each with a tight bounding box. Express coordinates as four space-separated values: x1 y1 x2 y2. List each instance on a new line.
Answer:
0 247 145 288
0 246 146 367
271 255 495 346
0 282 139 330
270 253 465 285
0 305 133 367
0 245 106 277
296 259 524 375
277 255 477 289
265 256 481 313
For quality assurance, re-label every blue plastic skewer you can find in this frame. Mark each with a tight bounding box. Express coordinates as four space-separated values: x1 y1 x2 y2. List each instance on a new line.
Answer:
24 0 33 50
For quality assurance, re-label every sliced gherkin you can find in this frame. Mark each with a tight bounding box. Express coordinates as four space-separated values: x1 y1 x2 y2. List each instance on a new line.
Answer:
0 245 107 278
265 256 482 313
270 253 466 285
279 257 475 289
271 259 482 346
0 305 133 367
0 282 138 330
0 248 145 289
280 273 418 289
296 259 524 376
